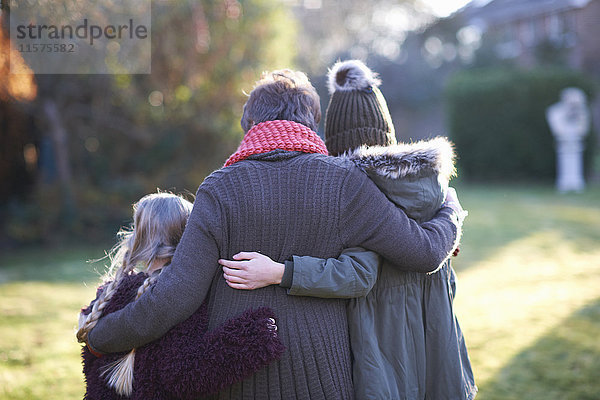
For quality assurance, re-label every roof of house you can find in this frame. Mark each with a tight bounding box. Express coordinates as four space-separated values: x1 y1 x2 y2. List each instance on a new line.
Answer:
462 0 594 27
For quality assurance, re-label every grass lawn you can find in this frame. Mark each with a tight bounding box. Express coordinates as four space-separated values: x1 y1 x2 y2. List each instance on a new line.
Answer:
1 184 599 399
0 247 105 400
452 184 600 400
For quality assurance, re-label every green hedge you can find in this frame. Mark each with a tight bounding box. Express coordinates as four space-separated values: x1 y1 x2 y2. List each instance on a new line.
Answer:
445 67 596 181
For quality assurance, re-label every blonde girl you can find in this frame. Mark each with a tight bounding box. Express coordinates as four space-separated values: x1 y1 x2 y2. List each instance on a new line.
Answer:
77 192 283 400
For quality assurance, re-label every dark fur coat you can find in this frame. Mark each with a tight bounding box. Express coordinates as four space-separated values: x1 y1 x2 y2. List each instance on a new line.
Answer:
82 273 284 400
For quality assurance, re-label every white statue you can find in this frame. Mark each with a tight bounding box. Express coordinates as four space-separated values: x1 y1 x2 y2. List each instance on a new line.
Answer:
546 87 590 192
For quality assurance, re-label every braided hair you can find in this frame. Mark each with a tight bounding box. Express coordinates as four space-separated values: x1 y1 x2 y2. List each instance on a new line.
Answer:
77 191 193 396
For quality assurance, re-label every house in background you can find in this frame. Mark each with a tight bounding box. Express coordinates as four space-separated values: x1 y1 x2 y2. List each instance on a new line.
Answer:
386 0 599 171
462 0 600 76
461 0 600 178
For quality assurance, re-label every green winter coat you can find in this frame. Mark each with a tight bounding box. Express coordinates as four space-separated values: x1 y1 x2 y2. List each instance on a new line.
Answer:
281 138 477 400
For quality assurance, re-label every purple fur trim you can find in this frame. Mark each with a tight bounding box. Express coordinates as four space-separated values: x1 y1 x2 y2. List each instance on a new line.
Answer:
158 307 285 399
82 274 284 399
82 346 129 399
82 274 148 400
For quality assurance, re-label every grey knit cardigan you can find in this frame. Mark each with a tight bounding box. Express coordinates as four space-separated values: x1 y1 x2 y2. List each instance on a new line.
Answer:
89 150 461 400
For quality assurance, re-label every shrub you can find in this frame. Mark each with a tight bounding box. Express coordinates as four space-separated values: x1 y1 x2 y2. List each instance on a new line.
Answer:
445 67 596 181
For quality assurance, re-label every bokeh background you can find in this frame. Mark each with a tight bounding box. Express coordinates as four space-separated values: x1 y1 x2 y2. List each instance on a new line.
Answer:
1 0 599 399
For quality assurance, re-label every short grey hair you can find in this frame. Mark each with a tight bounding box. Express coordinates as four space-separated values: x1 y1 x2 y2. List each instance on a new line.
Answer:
241 69 322 133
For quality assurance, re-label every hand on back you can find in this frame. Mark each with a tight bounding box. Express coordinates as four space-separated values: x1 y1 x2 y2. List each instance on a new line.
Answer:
218 252 285 290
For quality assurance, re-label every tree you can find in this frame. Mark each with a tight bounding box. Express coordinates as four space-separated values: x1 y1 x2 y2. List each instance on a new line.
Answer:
1 0 298 245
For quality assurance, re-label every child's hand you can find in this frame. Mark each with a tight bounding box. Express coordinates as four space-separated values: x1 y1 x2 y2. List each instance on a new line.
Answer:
218 252 285 290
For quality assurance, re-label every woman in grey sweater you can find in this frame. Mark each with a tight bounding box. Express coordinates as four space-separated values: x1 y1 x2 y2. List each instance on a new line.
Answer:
86 69 462 399
220 61 476 400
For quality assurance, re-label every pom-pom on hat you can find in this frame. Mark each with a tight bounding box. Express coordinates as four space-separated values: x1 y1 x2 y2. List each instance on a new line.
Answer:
325 60 396 156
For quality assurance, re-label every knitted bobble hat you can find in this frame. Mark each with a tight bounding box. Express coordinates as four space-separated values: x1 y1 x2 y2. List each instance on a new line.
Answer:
324 60 396 156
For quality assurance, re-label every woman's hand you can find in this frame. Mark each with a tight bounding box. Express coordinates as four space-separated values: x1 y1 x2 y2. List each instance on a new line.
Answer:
444 187 467 258
218 252 285 290
444 187 461 209
444 187 467 217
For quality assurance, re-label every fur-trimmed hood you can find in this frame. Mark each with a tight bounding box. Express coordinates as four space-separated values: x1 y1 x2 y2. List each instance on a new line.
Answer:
339 137 456 223
340 136 456 184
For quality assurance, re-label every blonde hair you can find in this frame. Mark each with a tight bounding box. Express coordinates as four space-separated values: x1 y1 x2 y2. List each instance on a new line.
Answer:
77 191 193 396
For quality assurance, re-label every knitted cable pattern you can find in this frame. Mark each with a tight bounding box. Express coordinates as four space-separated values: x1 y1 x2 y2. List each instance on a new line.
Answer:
224 120 328 167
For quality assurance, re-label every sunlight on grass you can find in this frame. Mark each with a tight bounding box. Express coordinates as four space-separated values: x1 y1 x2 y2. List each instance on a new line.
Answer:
0 248 103 400
452 185 600 399
482 298 600 400
0 282 97 399
455 231 600 380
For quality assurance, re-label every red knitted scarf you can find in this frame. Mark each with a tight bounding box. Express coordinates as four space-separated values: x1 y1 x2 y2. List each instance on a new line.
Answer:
224 120 328 167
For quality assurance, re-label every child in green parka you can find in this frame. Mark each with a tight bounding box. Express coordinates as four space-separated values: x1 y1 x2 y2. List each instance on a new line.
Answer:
218 60 477 400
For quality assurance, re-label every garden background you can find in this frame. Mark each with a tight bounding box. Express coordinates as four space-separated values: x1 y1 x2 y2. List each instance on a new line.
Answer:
1 0 599 399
